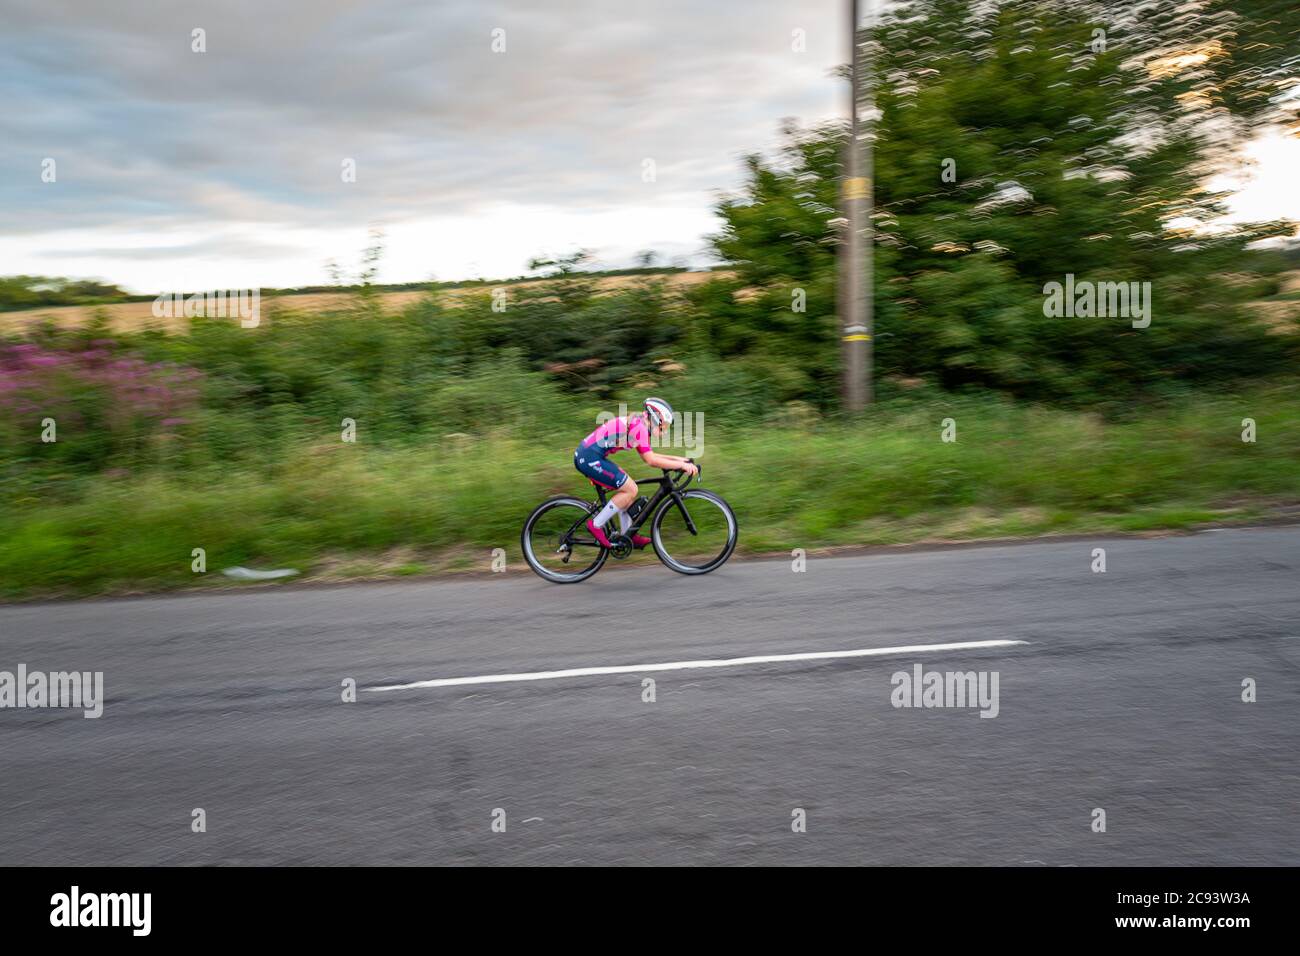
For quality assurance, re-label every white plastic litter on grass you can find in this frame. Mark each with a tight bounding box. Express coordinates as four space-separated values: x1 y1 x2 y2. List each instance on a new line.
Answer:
221 566 300 581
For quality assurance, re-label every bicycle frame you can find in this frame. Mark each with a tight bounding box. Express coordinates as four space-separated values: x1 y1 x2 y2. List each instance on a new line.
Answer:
561 469 697 551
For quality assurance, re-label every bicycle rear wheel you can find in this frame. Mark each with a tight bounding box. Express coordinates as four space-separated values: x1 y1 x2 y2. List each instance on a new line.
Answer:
652 489 738 575
521 496 608 583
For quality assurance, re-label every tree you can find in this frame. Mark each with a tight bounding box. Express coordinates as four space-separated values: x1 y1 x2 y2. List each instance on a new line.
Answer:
700 0 1296 404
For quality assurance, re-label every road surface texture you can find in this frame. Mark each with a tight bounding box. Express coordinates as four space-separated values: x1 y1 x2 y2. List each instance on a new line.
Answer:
2 527 1297 865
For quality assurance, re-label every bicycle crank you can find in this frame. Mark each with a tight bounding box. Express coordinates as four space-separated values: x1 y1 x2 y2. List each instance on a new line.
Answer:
607 533 634 559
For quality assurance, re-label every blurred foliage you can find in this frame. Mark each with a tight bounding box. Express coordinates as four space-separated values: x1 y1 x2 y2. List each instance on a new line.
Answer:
0 275 130 312
705 0 1299 404
2 381 1296 597
0 338 201 473
1 0 1298 596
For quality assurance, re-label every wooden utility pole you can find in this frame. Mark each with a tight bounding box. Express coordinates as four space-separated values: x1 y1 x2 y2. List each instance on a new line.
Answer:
840 0 874 409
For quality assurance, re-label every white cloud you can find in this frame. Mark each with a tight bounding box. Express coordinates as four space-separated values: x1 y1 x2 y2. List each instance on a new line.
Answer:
0 0 842 289
2 0 1295 291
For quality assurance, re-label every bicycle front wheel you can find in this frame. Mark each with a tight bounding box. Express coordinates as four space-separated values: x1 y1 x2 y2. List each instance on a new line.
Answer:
521 496 608 583
651 489 738 575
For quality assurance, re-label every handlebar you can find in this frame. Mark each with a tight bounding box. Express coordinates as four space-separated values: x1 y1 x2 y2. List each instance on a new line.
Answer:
664 458 698 491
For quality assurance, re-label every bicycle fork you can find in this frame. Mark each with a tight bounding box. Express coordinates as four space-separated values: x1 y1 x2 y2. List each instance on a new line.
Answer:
668 492 699 536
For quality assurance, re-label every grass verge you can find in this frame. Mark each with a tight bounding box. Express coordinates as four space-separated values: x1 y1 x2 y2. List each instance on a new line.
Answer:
1 384 1296 599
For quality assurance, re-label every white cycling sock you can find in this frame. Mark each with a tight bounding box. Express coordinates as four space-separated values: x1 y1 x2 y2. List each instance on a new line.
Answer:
592 500 620 529
617 510 631 534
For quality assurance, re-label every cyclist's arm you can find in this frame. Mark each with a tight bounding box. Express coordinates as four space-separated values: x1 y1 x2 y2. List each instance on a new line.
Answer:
639 449 697 474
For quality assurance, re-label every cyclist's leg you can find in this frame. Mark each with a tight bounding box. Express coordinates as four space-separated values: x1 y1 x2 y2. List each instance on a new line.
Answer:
575 447 622 491
575 450 635 545
575 449 635 502
611 473 637 510
616 494 652 548
605 470 642 541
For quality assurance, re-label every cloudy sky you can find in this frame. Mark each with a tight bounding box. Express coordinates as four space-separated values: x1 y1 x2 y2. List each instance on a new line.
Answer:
1 0 1295 293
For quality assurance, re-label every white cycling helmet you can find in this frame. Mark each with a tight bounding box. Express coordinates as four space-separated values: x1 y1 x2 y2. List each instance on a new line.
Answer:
644 396 674 429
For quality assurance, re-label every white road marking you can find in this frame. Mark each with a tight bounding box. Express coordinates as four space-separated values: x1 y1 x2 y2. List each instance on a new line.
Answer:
364 639 1029 692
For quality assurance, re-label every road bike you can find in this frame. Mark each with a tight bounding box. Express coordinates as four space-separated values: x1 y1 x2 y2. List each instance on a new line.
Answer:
521 460 738 583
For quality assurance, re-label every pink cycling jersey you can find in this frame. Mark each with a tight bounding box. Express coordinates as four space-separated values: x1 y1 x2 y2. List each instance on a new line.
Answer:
579 415 652 456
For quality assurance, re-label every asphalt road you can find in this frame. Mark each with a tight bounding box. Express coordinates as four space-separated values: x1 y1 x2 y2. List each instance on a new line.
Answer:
2 527 1297 866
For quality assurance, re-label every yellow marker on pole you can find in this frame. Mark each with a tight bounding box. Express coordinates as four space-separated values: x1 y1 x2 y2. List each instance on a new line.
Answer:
843 176 870 201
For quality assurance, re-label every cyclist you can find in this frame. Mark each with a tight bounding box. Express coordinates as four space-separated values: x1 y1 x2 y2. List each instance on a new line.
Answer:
574 397 698 549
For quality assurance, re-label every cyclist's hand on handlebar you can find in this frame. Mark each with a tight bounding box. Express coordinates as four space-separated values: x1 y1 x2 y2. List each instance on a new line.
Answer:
680 460 699 478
